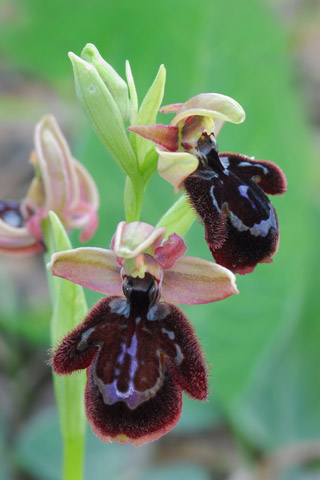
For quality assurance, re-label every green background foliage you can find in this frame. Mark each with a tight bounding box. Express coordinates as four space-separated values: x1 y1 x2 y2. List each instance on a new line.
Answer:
0 0 319 478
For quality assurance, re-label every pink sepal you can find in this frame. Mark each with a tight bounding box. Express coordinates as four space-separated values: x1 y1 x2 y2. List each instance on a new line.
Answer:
49 247 123 295
128 125 179 152
161 256 238 305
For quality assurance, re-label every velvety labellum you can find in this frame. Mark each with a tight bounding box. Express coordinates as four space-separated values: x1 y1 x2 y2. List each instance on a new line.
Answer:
183 135 286 274
53 274 207 445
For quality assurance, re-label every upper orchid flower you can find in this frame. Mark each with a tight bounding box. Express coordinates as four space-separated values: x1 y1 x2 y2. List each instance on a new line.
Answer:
129 94 287 274
0 115 99 256
49 221 238 445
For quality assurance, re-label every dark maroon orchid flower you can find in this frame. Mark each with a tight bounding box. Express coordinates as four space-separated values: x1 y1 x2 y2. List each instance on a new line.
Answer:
129 93 287 274
49 221 238 444
53 273 207 445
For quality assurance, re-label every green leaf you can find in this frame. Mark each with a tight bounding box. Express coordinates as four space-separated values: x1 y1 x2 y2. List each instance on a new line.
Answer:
139 465 210 480
229 215 320 450
126 60 138 125
15 407 63 480
15 407 155 480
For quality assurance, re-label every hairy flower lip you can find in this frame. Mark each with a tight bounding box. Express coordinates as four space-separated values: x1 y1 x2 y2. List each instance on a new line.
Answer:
129 92 286 275
53 292 207 445
50 220 237 446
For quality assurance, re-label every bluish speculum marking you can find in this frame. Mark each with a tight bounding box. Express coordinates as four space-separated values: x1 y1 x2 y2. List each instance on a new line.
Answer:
0 201 24 228
238 161 268 175
94 328 165 409
161 328 175 340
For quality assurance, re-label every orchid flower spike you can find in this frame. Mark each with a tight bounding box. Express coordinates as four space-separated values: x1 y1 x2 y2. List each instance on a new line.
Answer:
0 115 99 256
49 221 238 445
129 94 287 274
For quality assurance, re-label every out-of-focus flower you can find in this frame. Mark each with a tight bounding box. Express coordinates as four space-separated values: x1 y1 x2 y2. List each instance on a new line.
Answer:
0 115 99 256
129 94 287 274
49 221 238 445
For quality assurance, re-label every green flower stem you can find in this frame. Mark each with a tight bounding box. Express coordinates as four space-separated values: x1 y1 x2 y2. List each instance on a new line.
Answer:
63 438 85 480
156 193 196 238
124 174 145 222
43 213 87 480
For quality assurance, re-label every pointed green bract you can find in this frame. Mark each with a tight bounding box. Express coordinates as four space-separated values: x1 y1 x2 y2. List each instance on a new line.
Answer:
136 64 166 165
126 60 138 125
156 194 196 239
43 212 87 480
69 52 137 177
81 43 130 122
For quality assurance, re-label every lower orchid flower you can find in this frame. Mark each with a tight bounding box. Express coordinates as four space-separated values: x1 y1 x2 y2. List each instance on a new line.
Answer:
0 115 99 256
49 221 238 445
128 94 287 274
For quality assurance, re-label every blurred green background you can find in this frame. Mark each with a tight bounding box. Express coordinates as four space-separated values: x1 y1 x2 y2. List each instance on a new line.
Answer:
1 0 320 479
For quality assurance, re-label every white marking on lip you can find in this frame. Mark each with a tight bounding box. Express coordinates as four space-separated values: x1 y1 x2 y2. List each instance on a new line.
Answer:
238 161 268 175
147 303 170 321
175 344 184 365
220 156 229 169
77 327 95 351
239 185 249 198
109 298 130 318
227 204 277 237
161 327 175 340
238 185 257 210
94 333 164 409
210 185 222 213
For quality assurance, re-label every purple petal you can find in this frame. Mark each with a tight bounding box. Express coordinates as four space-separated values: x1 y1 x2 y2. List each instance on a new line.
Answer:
154 233 187 269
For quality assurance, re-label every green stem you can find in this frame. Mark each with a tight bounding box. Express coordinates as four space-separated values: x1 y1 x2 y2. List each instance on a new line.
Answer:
42 215 87 480
124 174 145 222
63 437 86 480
